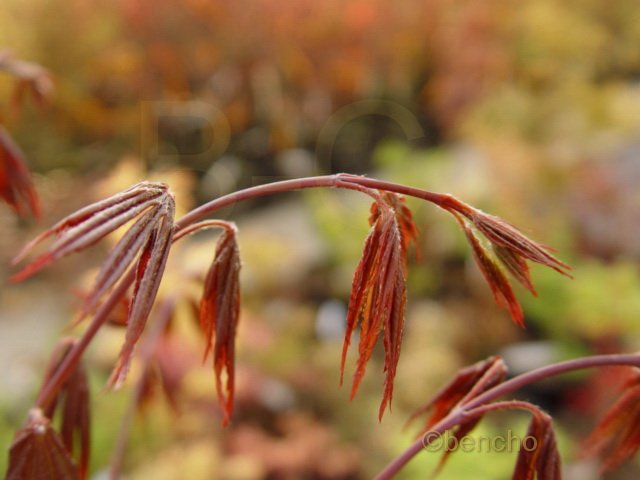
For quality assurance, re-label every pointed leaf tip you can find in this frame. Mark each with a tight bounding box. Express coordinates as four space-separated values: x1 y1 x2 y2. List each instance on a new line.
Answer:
7 409 79 480
108 195 175 389
513 410 561 480
466 207 572 278
12 181 169 281
459 219 525 328
199 226 241 426
343 194 414 418
407 356 506 435
582 382 640 472
407 356 507 472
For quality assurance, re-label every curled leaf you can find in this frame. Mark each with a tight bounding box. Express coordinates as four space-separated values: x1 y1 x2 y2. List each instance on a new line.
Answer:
461 206 571 277
199 226 241 426
407 356 507 435
7 408 79 480
459 218 525 327
78 202 165 319
342 194 414 419
582 381 640 472
493 245 536 296
41 338 90 480
0 125 40 218
369 192 419 260
108 196 175 388
442 198 571 325
10 181 176 389
407 356 506 473
513 410 561 480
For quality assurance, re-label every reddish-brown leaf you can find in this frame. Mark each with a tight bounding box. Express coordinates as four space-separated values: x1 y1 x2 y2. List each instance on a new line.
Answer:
0 125 40 218
78 202 165 319
462 206 571 277
199 226 241 426
582 382 640 472
379 271 407 419
406 356 507 473
340 206 386 385
407 356 507 435
40 338 90 480
493 245 536 296
460 218 525 327
369 192 420 261
342 197 411 419
512 410 561 480
11 181 168 281
6 408 79 480
108 196 175 388
441 198 570 326
9 181 175 389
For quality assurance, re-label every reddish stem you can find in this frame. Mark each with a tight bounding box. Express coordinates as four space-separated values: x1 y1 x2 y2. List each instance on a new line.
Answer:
24 174 640 479
34 174 454 411
375 353 640 480
171 219 237 243
35 269 136 410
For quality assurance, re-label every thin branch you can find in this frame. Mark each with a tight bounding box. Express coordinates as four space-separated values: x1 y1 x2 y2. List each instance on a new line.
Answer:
171 219 237 243
35 269 136 411
33 174 453 411
375 353 640 480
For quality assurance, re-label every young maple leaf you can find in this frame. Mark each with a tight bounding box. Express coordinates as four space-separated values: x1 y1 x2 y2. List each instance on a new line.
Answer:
405 356 506 472
512 409 562 480
342 193 419 419
454 203 572 278
445 201 571 327
11 181 169 281
582 380 640 472
459 218 525 327
6 408 79 480
0 125 40 218
406 356 507 434
369 191 420 260
108 196 175 388
199 226 241 426
41 338 90 480
493 244 536 296
11 182 176 389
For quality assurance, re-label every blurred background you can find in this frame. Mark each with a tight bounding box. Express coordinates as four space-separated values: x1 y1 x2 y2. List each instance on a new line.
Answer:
2 0 640 478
